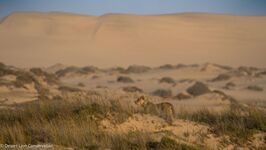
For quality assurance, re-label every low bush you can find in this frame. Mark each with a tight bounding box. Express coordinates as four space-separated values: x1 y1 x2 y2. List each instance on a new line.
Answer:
117 76 134 83
159 64 175 70
30 68 59 85
81 66 99 74
123 65 151 74
152 89 172 98
211 74 231 82
122 86 143 93
247 85 263 92
186 82 211 96
159 77 176 84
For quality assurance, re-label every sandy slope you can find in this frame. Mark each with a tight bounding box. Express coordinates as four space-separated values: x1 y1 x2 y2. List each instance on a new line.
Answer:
0 12 266 67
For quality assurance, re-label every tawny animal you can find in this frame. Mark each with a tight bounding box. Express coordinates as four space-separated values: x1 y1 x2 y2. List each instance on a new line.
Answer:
135 96 175 124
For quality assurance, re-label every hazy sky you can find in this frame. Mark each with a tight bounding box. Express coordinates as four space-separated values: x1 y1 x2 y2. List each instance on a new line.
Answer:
1 0 266 18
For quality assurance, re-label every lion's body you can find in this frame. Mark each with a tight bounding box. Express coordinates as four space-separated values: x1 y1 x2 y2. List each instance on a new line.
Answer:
135 96 175 124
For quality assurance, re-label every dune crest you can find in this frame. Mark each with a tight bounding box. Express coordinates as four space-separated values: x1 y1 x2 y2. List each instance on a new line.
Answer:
0 12 266 67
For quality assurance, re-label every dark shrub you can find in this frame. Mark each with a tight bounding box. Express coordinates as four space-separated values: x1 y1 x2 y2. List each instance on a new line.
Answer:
124 65 151 74
176 64 187 69
186 82 211 96
117 76 134 83
159 77 175 84
16 73 34 84
211 74 231 82
55 67 79 77
247 85 263 92
159 64 175 70
152 89 172 98
122 86 143 93
30 68 58 85
30 68 45 76
0 63 16 77
81 66 99 73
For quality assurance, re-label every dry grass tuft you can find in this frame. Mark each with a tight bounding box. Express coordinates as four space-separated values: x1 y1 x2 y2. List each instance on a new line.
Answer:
0 98 135 149
178 105 266 144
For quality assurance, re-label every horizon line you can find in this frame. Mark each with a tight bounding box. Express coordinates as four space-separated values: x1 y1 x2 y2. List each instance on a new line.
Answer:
2 10 266 19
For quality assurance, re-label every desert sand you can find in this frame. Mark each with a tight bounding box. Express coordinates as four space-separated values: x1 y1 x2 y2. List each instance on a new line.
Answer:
0 12 266 67
0 12 266 150
0 62 266 149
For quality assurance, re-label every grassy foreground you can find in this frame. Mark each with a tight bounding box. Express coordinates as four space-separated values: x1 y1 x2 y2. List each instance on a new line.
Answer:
0 94 265 149
0 98 201 150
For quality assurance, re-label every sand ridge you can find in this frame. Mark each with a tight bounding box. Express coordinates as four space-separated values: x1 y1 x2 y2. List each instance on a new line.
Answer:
0 12 266 67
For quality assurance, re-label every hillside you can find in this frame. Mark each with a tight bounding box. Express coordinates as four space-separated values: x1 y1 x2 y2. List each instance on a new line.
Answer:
0 12 266 67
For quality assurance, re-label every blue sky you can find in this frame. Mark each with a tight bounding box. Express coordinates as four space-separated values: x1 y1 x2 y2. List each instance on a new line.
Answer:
1 0 266 18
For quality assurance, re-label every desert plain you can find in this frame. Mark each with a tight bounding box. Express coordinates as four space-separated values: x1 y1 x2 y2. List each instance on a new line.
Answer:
0 12 266 150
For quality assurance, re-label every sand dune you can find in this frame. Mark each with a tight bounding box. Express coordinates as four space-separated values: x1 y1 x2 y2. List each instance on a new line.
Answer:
0 12 266 67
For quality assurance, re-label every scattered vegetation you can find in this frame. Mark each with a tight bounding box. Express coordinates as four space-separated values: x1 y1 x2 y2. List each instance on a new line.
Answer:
111 67 126 73
211 74 231 82
152 89 172 98
0 99 135 149
81 66 99 73
247 85 263 92
122 86 143 93
175 64 187 69
13 72 35 88
158 64 175 70
238 66 258 76
55 66 79 77
117 76 134 83
30 68 59 85
0 63 16 77
186 82 211 96
123 65 151 74
179 105 266 144
159 77 176 84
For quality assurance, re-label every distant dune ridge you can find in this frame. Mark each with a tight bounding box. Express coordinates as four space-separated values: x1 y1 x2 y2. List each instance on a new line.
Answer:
0 12 266 67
